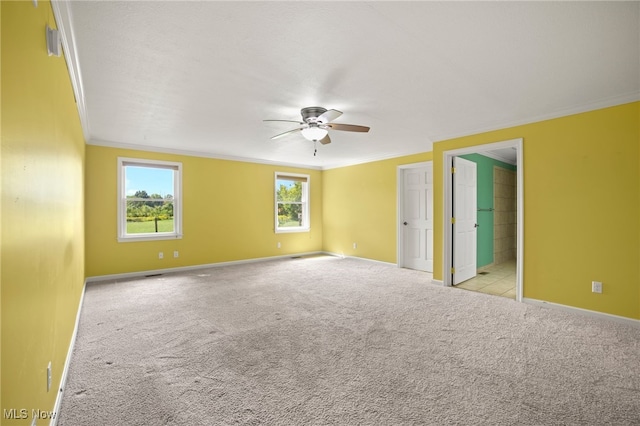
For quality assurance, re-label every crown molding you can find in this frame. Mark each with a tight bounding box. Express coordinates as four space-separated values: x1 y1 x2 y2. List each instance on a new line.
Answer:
51 0 90 143
87 139 323 170
431 92 640 144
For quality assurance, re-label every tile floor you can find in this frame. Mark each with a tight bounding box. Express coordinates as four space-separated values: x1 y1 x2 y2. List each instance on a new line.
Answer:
454 260 516 299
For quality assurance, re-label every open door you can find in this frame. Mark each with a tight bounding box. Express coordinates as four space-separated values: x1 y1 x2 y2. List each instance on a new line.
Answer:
442 138 523 301
452 157 477 285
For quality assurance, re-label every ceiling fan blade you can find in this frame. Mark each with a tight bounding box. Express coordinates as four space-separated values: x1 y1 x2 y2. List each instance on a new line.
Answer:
316 109 342 124
327 123 370 133
319 134 331 145
271 127 304 140
264 119 304 125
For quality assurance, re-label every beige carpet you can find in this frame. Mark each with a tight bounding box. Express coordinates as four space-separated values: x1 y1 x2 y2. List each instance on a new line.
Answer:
59 256 640 425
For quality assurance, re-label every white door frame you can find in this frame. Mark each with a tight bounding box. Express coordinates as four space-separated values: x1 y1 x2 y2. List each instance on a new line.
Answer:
442 138 524 302
397 161 433 270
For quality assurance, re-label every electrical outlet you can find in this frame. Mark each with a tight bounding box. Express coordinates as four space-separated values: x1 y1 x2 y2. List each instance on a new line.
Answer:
353 243 357 249
592 281 602 294
173 251 179 258
158 252 163 259
47 362 52 392
277 242 281 249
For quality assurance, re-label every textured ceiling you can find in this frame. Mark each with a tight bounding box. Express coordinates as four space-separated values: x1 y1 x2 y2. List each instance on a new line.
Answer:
58 1 639 169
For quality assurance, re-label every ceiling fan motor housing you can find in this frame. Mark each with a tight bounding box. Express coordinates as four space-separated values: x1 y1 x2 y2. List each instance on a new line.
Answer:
301 106 328 123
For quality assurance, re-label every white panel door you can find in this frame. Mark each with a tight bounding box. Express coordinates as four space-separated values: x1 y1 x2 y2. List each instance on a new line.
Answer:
453 157 477 284
402 164 433 272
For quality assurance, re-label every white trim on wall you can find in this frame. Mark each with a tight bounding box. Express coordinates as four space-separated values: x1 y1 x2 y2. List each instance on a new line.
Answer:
50 280 87 426
85 252 414 284
523 298 640 328
442 138 524 301
51 0 90 142
86 252 328 283
89 139 324 171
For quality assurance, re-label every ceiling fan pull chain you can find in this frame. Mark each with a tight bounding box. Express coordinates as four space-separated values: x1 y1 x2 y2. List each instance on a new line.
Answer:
314 140 317 156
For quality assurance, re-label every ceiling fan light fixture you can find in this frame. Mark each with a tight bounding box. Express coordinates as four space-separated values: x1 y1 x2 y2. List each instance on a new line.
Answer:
300 126 328 141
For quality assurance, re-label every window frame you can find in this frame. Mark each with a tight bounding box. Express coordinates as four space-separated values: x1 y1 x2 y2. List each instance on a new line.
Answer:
275 172 310 234
117 157 183 242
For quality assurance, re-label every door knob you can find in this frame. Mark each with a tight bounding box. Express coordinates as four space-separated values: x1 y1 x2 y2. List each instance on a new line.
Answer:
403 221 408 225
474 223 479 228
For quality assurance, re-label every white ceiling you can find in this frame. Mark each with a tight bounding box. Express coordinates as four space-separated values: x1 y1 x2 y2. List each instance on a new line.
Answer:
58 1 639 169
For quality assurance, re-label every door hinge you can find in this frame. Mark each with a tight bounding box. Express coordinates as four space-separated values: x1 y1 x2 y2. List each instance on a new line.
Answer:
451 267 455 274
450 217 456 224
451 167 456 174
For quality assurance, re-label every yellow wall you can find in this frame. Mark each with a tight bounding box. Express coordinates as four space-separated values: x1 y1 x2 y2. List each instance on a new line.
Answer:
323 103 639 320
322 152 432 263
431 102 639 319
1 1 86 422
2 13 638 426
85 146 323 277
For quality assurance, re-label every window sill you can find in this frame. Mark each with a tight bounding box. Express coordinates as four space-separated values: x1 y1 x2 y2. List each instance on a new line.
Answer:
118 233 183 243
275 228 310 234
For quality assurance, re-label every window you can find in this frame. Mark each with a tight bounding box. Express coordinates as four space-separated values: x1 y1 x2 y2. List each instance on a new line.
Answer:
275 173 310 233
118 158 182 242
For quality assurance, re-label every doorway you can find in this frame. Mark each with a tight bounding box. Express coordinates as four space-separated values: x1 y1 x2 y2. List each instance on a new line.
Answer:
443 139 523 301
454 260 517 298
397 162 433 272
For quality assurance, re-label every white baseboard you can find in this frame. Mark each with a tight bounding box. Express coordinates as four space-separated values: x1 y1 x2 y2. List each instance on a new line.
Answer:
325 252 398 267
85 252 425 284
431 279 444 286
523 298 640 328
85 251 329 283
50 279 87 426
325 253 437 278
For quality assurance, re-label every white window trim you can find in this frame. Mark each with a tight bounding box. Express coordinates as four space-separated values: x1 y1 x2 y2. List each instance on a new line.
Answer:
275 172 310 234
117 157 183 242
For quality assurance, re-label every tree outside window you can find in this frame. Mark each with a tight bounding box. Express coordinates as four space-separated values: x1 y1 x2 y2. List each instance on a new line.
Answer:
275 173 309 233
118 158 182 242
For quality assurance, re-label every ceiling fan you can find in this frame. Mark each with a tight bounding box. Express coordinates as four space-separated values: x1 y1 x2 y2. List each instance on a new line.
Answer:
264 107 370 155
